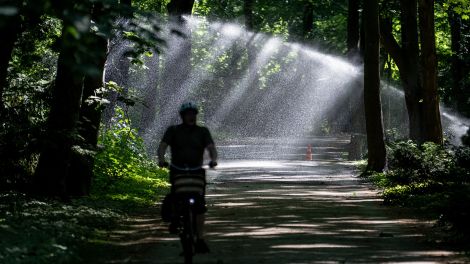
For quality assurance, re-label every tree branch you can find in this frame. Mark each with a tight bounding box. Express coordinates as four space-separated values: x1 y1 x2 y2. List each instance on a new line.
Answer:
379 18 404 71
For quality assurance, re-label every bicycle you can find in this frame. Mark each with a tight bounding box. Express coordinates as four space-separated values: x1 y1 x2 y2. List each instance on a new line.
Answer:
169 164 207 264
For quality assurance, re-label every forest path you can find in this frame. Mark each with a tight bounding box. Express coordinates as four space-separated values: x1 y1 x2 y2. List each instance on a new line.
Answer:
82 137 468 263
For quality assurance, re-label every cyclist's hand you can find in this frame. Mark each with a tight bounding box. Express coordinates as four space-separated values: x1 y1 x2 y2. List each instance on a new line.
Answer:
209 161 218 169
159 161 169 168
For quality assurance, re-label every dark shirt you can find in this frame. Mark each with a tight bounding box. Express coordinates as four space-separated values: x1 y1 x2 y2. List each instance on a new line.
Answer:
162 124 214 167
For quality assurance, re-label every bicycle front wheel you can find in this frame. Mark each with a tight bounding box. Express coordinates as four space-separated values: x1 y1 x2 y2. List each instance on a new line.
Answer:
181 210 195 264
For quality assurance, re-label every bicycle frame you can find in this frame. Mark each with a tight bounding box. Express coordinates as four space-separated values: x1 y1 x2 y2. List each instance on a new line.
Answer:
175 195 198 264
170 165 206 264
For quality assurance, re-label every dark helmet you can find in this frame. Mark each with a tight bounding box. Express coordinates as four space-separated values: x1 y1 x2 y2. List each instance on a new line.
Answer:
179 102 199 115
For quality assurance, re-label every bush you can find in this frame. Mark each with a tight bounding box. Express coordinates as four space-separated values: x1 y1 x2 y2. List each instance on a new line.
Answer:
92 107 169 206
0 107 170 263
371 140 470 236
386 141 455 184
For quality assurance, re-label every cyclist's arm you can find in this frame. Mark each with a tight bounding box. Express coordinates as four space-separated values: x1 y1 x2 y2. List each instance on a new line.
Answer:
207 143 217 163
157 141 168 164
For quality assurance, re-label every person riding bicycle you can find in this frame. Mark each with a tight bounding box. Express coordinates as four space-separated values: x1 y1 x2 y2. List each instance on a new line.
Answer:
157 102 217 254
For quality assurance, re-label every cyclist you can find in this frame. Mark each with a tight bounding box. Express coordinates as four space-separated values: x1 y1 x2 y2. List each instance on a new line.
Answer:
158 102 217 254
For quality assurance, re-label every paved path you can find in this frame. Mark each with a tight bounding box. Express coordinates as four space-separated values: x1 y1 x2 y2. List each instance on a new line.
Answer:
84 138 467 263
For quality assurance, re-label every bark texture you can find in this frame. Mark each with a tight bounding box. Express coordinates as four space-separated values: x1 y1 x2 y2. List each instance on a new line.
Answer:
379 0 443 144
363 0 386 172
67 3 109 196
447 7 469 115
418 0 443 144
347 0 360 56
34 22 85 197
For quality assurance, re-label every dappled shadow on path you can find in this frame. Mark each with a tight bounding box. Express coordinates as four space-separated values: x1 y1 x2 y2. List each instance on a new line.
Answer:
81 159 467 264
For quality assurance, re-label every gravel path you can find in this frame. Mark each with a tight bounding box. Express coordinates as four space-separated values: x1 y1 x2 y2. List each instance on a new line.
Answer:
83 138 468 263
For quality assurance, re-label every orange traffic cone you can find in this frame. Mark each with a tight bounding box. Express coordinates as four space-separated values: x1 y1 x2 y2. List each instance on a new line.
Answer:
306 144 313 161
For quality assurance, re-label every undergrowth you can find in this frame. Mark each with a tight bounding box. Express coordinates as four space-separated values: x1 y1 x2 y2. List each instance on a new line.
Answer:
367 140 470 242
92 107 169 207
0 193 120 264
0 107 169 263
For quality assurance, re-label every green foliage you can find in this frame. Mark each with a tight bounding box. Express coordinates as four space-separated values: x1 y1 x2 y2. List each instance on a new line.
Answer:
194 0 348 53
369 140 470 235
261 17 290 39
0 16 60 191
0 192 121 264
443 0 470 20
133 0 171 13
319 119 332 136
93 107 169 206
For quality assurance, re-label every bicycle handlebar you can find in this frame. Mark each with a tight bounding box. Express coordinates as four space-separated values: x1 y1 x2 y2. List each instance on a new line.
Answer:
159 161 217 170
170 163 203 171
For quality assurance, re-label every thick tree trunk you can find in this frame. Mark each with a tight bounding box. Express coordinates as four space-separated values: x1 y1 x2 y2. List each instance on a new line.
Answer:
400 0 426 142
347 0 365 142
447 8 466 113
79 51 107 147
380 0 428 143
0 13 21 109
34 22 85 197
359 13 366 59
418 0 443 144
347 0 360 56
67 3 109 197
363 0 386 172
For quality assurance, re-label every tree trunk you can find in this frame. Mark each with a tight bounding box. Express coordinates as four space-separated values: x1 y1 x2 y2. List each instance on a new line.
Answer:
0 12 21 110
167 0 195 15
302 2 314 40
347 0 360 56
363 0 386 172
380 0 428 143
399 0 426 143
67 3 109 197
34 22 85 197
244 0 254 31
347 0 365 144
244 0 256 73
447 8 466 113
359 12 366 60
418 0 443 144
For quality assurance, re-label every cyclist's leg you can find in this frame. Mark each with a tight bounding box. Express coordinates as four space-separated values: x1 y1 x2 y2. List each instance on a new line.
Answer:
195 194 210 253
196 213 205 239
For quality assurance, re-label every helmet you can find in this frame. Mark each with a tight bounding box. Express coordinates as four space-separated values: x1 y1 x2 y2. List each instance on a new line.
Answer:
179 102 199 114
